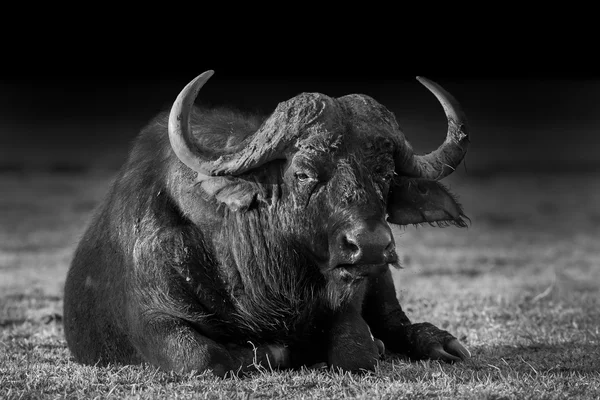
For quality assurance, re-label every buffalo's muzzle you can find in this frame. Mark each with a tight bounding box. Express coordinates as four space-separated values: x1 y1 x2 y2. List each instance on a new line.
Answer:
332 221 397 268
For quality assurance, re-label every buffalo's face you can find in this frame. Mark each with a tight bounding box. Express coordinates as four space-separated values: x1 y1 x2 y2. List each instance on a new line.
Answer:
281 134 399 282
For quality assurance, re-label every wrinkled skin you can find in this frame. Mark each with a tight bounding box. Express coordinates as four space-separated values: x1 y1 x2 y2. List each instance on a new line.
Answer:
63 77 471 377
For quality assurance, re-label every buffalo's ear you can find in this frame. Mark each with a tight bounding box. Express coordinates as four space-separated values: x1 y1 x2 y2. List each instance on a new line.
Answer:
199 177 258 212
387 179 467 226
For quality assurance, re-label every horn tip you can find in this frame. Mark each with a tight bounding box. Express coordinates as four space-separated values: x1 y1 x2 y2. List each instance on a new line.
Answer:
195 70 215 81
416 76 431 86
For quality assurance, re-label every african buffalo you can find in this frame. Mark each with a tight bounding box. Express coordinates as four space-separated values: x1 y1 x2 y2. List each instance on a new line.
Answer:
63 71 471 376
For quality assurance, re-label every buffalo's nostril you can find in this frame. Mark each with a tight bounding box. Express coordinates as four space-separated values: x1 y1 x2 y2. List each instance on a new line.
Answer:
342 235 361 255
385 241 394 252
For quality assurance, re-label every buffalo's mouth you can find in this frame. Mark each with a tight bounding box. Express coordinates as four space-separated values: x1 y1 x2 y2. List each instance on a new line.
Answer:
313 258 396 282
333 245 399 276
335 263 392 281
330 249 399 281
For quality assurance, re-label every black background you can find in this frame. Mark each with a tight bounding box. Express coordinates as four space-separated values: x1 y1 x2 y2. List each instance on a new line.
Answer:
2 35 599 175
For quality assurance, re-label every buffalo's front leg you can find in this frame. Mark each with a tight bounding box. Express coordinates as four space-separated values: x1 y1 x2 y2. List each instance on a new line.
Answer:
327 304 381 372
131 316 289 377
363 268 470 362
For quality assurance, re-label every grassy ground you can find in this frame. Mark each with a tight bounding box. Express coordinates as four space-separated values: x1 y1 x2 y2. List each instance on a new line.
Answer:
1 169 599 399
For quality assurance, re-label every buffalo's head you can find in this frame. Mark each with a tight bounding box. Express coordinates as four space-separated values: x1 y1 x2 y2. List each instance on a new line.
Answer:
167 71 469 295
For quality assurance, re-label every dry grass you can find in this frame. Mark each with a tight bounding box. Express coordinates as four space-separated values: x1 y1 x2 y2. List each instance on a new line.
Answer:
1 170 599 399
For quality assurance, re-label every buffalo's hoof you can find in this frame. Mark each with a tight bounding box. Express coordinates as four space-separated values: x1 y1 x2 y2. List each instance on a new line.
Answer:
429 339 471 363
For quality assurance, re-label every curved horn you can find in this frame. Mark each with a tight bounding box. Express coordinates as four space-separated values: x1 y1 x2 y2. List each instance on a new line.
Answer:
395 76 470 180
168 71 330 177
168 70 218 177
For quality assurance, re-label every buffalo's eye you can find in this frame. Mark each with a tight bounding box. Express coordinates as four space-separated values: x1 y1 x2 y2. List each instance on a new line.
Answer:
381 172 393 183
295 172 312 183
417 183 429 195
374 167 394 185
